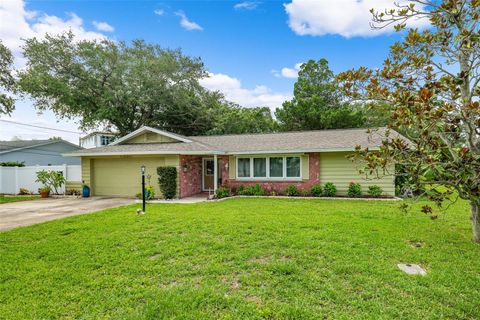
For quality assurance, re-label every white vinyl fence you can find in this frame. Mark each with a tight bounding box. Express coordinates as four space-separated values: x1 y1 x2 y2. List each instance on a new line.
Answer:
0 165 81 195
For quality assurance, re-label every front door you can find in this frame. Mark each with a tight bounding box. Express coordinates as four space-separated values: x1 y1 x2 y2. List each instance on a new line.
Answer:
203 158 221 191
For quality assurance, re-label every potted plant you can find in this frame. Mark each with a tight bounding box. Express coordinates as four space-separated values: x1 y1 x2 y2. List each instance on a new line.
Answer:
38 186 51 198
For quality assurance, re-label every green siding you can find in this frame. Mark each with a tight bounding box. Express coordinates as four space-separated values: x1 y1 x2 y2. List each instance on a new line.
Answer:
319 152 395 196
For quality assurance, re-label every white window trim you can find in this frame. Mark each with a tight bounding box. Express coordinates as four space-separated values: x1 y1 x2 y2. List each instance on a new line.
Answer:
236 155 302 181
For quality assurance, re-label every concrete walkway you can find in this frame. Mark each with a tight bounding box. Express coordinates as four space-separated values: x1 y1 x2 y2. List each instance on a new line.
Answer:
0 197 134 231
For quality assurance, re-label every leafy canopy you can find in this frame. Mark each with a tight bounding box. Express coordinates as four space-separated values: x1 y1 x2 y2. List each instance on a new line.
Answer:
0 40 16 114
275 59 367 131
337 0 480 241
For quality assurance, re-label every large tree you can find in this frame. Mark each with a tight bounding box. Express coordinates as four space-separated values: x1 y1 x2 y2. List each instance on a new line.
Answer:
275 59 367 131
337 0 480 241
18 32 219 136
0 40 16 114
207 103 277 135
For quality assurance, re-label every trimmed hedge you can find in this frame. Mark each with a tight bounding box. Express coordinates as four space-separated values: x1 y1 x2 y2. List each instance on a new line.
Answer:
157 167 177 199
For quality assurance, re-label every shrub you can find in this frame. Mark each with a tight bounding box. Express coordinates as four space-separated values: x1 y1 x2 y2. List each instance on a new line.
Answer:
236 185 245 195
323 182 337 197
145 185 155 200
18 187 31 195
270 190 278 196
368 185 383 197
310 184 323 197
66 188 81 196
215 186 230 198
250 184 266 196
157 167 177 199
347 182 362 197
301 189 311 197
36 170 66 194
284 185 300 197
38 186 50 193
0 161 25 167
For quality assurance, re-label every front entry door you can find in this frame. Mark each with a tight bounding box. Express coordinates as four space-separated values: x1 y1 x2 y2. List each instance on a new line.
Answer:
202 158 220 191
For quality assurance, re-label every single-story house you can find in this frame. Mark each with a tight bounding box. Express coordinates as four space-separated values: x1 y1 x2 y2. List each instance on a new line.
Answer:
0 139 82 166
65 126 402 198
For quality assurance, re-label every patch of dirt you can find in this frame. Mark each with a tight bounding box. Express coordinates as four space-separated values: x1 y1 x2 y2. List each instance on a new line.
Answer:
245 295 262 305
159 280 178 288
279 255 292 261
407 240 424 248
148 253 162 260
248 256 270 264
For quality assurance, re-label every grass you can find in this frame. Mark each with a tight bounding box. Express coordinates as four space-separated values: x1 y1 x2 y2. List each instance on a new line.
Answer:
0 195 39 203
0 198 479 319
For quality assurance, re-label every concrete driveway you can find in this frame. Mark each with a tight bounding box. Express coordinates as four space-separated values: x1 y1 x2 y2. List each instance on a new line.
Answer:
0 197 134 231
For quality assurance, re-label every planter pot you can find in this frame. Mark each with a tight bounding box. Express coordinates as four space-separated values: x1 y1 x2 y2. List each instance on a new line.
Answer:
40 191 50 198
82 185 90 198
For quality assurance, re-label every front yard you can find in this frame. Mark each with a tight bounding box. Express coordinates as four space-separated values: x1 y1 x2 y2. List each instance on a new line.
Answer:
0 195 39 204
0 198 479 319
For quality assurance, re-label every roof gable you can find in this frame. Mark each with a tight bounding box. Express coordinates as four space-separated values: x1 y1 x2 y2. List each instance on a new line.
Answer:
111 126 192 145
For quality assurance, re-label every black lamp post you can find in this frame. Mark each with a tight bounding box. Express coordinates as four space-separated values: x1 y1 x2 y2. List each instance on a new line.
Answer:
141 165 146 212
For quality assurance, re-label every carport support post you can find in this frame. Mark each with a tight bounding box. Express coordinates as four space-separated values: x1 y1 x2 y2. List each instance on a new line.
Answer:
213 154 218 193
141 165 146 212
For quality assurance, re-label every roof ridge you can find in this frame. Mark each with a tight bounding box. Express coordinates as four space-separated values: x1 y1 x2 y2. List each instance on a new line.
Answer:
189 127 386 138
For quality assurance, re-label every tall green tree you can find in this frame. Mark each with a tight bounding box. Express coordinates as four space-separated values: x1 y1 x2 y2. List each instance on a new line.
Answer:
337 0 480 241
275 59 366 131
0 40 16 114
207 103 276 135
18 32 218 136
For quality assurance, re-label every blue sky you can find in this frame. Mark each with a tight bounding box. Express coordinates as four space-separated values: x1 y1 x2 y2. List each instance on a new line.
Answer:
0 0 424 142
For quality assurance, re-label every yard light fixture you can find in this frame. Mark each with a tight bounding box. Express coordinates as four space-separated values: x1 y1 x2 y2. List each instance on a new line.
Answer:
141 165 146 213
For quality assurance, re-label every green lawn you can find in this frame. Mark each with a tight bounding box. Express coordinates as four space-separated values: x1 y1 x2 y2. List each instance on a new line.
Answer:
0 195 39 203
0 198 479 319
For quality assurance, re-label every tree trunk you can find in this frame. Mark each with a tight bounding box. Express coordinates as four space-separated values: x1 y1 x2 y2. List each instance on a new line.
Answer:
470 201 480 243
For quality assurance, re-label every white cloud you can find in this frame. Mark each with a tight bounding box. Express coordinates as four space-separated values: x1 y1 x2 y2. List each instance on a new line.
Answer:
284 0 429 38
272 62 303 78
0 0 107 56
92 21 114 32
154 9 164 16
175 11 203 31
234 2 259 10
200 72 291 110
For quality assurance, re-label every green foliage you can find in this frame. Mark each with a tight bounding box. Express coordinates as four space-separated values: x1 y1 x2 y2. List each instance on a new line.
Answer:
368 185 383 198
323 182 337 197
347 182 362 197
18 187 31 195
0 40 16 114
300 189 311 197
215 186 230 199
310 184 323 197
157 167 177 199
275 59 366 131
38 186 50 193
35 170 65 194
337 1 480 241
18 33 220 136
284 185 300 197
135 186 155 200
0 161 25 167
237 184 266 196
207 104 277 135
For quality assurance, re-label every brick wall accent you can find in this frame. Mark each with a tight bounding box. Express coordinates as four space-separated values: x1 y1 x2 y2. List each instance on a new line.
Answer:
179 155 203 198
220 153 320 194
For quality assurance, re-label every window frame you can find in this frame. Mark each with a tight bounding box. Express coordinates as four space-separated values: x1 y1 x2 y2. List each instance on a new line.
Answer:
236 155 302 181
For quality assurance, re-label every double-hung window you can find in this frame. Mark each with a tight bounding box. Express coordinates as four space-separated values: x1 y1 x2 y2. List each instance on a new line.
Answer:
236 156 301 180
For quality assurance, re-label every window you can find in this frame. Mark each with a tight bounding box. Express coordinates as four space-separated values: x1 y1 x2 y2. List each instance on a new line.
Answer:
286 157 301 178
100 135 114 146
237 158 251 177
269 157 283 177
253 158 266 177
237 156 301 180
205 160 214 176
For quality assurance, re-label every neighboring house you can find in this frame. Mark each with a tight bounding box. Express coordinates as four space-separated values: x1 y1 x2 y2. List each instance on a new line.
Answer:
0 139 82 166
65 126 404 198
80 132 116 149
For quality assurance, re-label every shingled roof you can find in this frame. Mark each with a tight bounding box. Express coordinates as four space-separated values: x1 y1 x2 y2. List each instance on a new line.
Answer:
65 127 406 156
